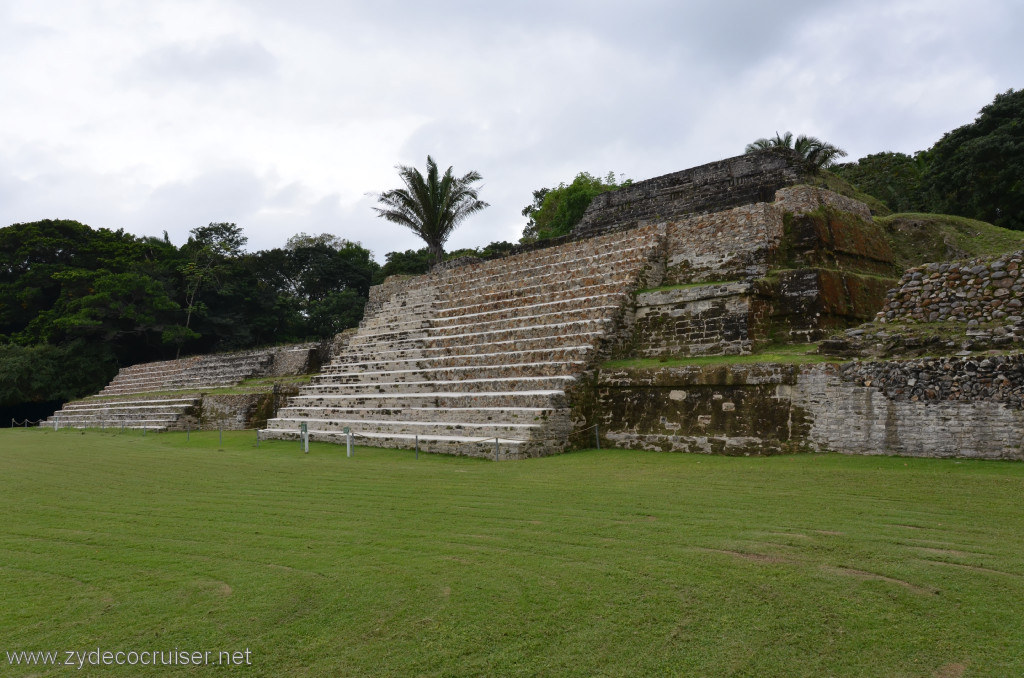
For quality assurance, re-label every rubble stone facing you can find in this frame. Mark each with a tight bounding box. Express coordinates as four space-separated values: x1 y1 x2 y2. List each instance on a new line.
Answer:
627 283 768 357
877 251 1024 325
664 203 782 284
772 185 874 220
838 354 1024 409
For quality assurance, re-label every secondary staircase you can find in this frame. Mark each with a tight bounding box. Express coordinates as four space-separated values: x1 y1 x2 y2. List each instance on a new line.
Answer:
42 349 277 431
261 225 663 458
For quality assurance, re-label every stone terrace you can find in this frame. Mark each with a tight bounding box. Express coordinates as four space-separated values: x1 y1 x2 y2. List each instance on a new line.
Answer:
43 348 280 431
261 226 663 458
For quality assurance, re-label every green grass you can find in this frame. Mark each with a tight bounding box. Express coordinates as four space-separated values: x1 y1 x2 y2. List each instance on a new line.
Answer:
3 429 1024 676
876 213 1024 270
603 343 834 369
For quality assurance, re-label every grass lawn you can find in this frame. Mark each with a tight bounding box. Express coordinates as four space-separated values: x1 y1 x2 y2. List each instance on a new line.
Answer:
2 429 1024 676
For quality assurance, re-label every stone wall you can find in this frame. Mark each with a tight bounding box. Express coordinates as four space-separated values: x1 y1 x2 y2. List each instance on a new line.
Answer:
878 251 1024 325
200 384 300 430
365 274 422 318
773 185 873 220
793 365 1024 460
267 344 322 377
596 363 811 455
594 361 1024 460
574 151 804 237
624 283 769 357
664 203 783 284
837 354 1024 408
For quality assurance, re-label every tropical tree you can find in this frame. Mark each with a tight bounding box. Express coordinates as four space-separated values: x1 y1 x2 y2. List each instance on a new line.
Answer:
373 156 488 265
745 132 848 170
922 88 1024 230
831 151 930 212
521 171 630 242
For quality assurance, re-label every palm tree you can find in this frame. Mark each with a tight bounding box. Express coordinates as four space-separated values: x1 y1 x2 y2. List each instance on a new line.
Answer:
373 156 489 265
745 132 848 170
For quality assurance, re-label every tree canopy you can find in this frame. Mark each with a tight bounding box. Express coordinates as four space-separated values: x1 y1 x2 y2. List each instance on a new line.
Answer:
373 156 489 265
831 89 1023 228
0 221 381 410
831 151 929 213
521 171 630 242
922 88 1024 230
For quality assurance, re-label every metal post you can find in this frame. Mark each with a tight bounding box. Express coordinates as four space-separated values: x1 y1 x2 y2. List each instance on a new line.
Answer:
219 426 223 446
415 434 419 459
303 431 309 454
186 423 190 442
347 431 353 457
494 437 499 461
595 423 600 450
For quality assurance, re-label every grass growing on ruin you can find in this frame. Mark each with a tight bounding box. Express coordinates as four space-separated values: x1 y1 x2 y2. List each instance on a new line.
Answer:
602 343 834 369
3 428 1024 677
877 212 1024 270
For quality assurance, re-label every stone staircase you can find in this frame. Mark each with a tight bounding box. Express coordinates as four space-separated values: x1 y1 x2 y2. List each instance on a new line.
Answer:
42 349 278 431
261 226 663 458
45 396 200 432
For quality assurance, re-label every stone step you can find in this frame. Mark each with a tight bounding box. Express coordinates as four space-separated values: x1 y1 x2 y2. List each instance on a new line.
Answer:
323 345 595 373
299 375 575 396
435 262 648 303
333 333 602 363
437 241 656 290
264 416 539 439
429 305 619 337
433 281 634 319
315 361 584 384
351 305 616 346
287 390 565 409
351 319 612 353
430 292 626 327
43 421 169 431
433 271 646 316
274 405 555 425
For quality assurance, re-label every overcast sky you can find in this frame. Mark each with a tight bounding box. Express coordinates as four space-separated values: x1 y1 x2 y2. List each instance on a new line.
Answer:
1 0 1021 261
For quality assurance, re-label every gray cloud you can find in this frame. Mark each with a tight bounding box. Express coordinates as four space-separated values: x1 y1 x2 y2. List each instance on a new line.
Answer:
131 36 278 85
1 0 1022 262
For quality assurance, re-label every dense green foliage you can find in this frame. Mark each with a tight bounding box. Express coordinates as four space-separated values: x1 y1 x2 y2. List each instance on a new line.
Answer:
834 89 1023 228
373 156 489 264
923 88 1024 230
0 220 380 408
830 151 928 212
521 171 630 242
4 431 1024 676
